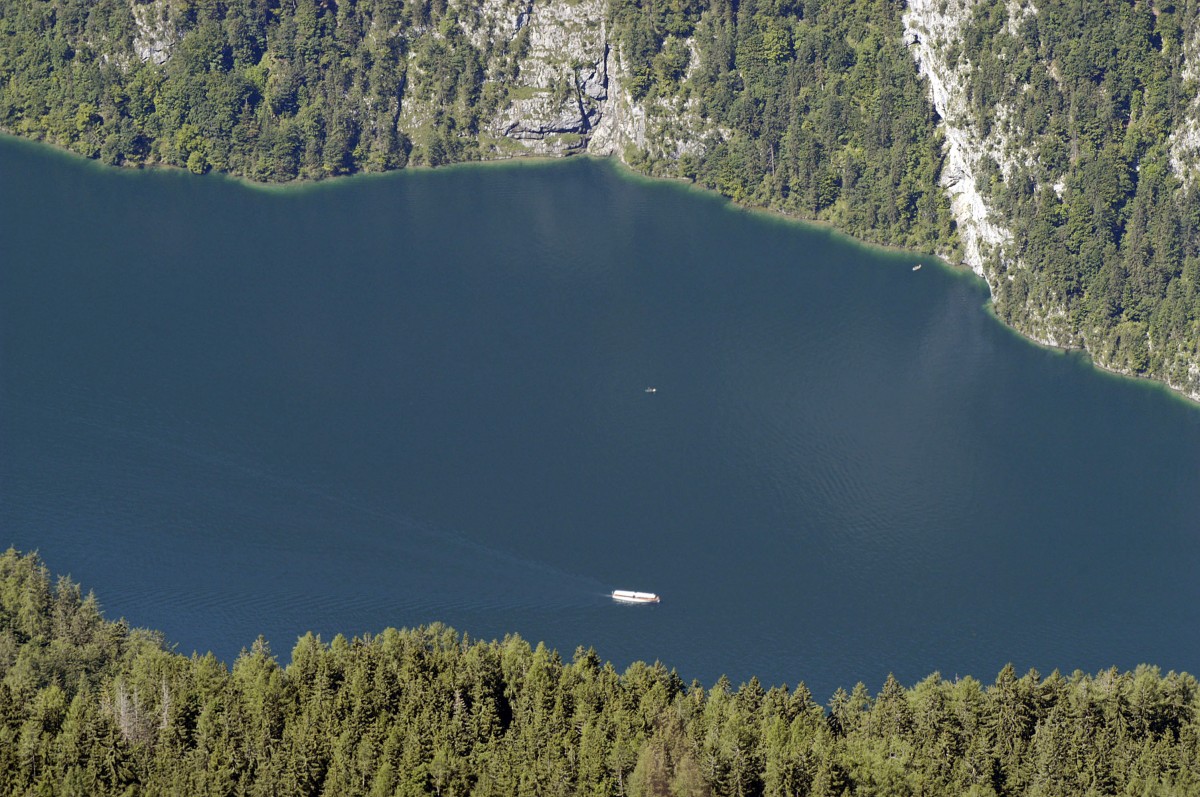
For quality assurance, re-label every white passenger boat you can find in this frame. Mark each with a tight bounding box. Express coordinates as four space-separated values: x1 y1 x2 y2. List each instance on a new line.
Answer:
644 387 657 393
612 590 661 604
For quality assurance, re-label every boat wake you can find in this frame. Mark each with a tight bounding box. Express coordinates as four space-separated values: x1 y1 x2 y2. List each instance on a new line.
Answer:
3 392 613 636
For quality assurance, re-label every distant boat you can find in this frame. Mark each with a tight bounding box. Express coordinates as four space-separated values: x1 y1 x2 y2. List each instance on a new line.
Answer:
644 387 657 393
612 590 660 604
912 264 923 271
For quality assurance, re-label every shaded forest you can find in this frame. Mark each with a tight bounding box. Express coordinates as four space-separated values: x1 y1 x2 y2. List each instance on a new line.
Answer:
3 549 1199 796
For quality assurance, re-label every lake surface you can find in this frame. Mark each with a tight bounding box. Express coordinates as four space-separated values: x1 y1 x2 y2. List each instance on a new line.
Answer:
2 135 1198 700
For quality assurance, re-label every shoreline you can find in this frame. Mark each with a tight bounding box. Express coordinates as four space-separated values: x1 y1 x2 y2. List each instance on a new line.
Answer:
4 129 1197 408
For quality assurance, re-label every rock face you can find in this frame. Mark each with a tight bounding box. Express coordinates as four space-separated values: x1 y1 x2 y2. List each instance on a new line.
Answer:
445 0 710 161
902 0 1018 281
1171 28 1200 397
904 0 1200 401
466 0 611 154
902 0 1075 352
1171 26 1200 188
130 0 180 66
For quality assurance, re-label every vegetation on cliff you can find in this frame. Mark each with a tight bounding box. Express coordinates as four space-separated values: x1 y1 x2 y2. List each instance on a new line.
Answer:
949 0 1200 390
3 549 1200 796
609 0 957 254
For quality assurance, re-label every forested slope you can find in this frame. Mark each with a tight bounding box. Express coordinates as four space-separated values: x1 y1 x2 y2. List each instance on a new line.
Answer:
1 0 1199 399
3 549 1200 796
905 0 1200 397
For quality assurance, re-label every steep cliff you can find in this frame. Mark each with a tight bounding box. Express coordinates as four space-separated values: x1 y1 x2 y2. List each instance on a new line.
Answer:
1171 24 1200 187
395 0 710 164
902 0 1017 280
903 0 1200 401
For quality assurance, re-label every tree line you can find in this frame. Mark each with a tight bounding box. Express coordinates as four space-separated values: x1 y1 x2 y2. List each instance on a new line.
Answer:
3 548 1199 796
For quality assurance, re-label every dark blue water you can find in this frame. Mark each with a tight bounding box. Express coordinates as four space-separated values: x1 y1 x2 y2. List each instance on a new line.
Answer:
2 135 1198 700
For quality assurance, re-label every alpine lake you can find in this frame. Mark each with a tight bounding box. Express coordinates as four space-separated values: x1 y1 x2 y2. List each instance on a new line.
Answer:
2 134 1198 701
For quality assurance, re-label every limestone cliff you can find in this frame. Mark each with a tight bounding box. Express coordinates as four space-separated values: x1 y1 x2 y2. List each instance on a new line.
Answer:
410 0 710 164
1171 25 1200 188
904 0 1200 401
903 0 1017 281
130 0 180 66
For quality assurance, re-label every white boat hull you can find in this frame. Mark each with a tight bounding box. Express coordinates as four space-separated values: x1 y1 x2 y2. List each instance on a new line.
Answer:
612 590 660 604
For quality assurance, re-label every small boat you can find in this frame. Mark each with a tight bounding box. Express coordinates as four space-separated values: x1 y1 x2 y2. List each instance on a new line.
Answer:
644 387 657 393
912 263 923 271
612 590 660 604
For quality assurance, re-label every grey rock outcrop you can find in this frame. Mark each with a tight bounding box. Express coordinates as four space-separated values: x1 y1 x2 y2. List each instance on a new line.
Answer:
1170 26 1200 188
131 0 180 66
447 0 710 162
902 0 1018 281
